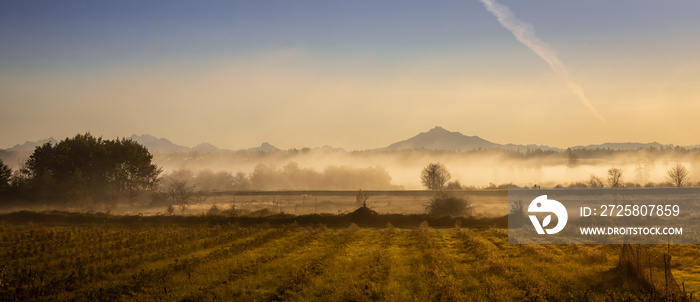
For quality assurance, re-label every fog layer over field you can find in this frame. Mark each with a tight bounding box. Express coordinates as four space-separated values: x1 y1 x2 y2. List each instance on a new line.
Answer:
153 148 700 190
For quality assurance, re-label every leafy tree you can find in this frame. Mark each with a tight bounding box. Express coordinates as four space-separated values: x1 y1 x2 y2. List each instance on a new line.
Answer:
421 163 451 190
0 159 11 194
22 133 161 203
232 172 251 190
445 180 463 190
667 164 690 187
607 168 623 187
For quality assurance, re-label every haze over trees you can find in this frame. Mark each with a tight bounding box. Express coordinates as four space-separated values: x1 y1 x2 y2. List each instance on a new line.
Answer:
248 163 398 190
1 128 699 211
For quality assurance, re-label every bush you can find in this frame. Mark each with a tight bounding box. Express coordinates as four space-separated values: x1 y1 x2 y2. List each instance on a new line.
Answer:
508 200 527 227
207 204 222 216
425 192 472 217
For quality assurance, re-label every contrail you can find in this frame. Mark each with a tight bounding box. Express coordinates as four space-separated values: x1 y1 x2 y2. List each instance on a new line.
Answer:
477 0 605 122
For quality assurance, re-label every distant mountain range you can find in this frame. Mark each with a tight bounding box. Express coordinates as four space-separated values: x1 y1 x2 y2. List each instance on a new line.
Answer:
569 142 673 151
1 127 693 154
4 137 58 152
128 135 282 154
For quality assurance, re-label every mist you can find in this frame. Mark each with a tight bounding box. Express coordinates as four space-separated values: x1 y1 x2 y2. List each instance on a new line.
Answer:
151 147 700 190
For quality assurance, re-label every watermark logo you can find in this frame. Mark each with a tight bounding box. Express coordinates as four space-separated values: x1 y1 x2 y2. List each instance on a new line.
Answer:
528 195 568 234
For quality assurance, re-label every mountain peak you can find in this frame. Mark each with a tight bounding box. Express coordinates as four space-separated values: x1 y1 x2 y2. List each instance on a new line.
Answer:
247 142 279 153
428 126 449 133
6 137 58 152
383 127 498 151
192 143 218 152
129 134 190 153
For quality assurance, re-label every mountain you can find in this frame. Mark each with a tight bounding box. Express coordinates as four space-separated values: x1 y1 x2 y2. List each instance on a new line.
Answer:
192 143 219 153
314 145 346 152
129 134 191 153
382 126 500 151
5 137 58 152
382 127 681 152
247 142 279 153
3 131 694 155
500 143 562 152
571 142 672 151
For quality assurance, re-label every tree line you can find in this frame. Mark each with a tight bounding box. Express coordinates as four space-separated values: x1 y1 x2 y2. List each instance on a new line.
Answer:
0 133 160 204
0 134 695 209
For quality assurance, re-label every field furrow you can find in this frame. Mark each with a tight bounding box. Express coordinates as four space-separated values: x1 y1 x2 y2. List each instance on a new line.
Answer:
1 219 697 301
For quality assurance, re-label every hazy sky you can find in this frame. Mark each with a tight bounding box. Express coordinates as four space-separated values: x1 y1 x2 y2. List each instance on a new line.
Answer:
2 1 700 150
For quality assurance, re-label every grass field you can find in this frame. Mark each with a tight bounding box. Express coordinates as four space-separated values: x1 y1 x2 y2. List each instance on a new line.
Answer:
0 190 509 217
2 213 698 301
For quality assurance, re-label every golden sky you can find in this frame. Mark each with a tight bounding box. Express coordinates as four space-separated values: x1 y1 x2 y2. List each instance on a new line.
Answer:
2 1 700 150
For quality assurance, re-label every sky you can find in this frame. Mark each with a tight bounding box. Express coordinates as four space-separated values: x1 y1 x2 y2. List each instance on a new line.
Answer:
2 0 700 150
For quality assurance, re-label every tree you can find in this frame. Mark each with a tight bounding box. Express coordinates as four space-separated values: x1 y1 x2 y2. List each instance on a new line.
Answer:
0 159 11 194
425 191 472 217
566 148 579 168
445 180 463 190
232 172 251 190
607 168 623 187
666 164 690 187
164 179 206 213
589 175 604 187
420 163 451 190
355 189 369 207
21 133 161 202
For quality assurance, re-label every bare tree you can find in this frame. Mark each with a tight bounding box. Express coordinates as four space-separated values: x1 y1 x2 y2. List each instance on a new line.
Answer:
355 189 369 208
607 168 623 187
589 175 604 187
420 163 451 190
666 164 690 187
165 180 206 213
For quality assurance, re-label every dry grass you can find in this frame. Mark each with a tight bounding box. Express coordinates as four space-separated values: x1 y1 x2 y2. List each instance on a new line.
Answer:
0 217 697 301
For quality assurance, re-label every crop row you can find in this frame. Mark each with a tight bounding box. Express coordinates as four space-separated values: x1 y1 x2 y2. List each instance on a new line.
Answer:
2 222 698 301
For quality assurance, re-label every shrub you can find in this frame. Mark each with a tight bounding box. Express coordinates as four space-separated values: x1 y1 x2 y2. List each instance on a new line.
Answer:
425 192 472 217
206 204 222 216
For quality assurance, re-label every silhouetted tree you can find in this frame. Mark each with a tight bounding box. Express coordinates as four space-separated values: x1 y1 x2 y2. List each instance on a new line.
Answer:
21 133 161 203
421 163 451 190
164 179 205 213
666 164 690 187
607 168 623 187
355 189 369 207
589 175 604 187
0 159 11 195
